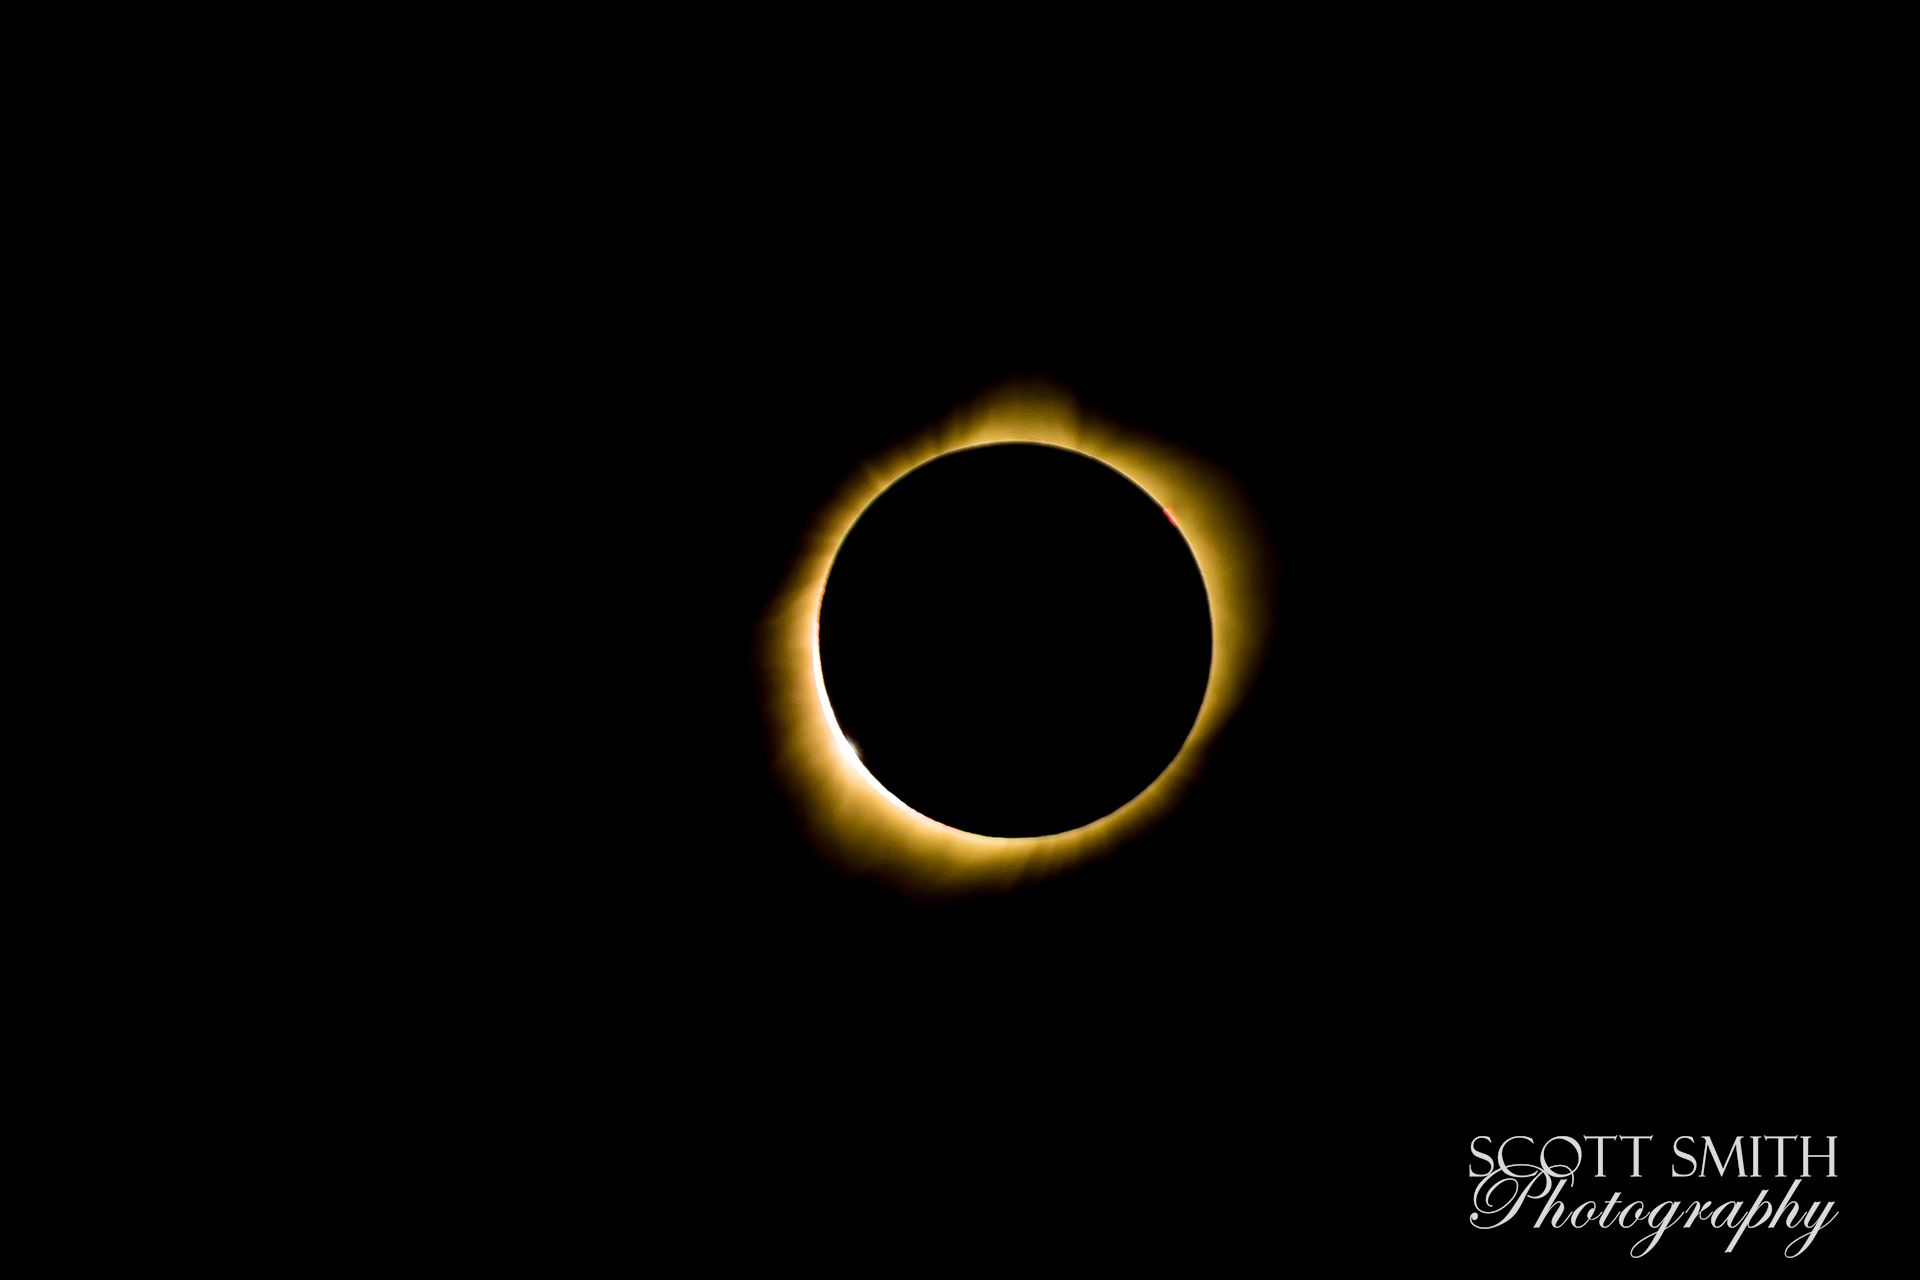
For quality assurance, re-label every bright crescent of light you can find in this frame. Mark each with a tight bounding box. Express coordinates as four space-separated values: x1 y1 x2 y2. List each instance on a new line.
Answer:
761 383 1273 896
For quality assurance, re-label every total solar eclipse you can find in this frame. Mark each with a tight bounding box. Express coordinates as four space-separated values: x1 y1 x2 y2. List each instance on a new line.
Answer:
818 443 1212 837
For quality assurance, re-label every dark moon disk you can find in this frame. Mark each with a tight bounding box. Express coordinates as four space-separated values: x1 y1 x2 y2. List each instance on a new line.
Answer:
818 443 1212 837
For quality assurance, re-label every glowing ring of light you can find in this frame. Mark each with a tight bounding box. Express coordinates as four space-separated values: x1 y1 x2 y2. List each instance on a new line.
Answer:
761 383 1272 896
